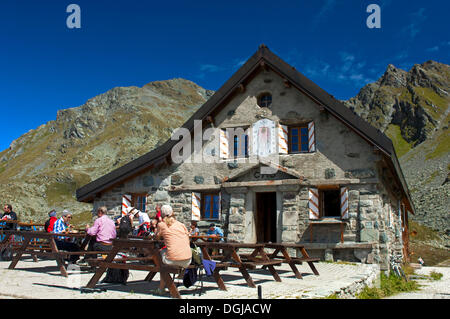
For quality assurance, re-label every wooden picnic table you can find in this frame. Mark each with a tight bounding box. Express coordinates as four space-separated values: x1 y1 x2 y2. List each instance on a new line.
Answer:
189 235 224 242
84 237 228 299
0 230 101 277
196 242 284 288
263 243 320 278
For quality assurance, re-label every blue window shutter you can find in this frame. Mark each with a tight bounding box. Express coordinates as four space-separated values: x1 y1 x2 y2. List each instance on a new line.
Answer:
204 195 211 218
212 195 220 219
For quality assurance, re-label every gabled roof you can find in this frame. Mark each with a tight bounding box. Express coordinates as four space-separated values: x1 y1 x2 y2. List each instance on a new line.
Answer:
76 45 414 213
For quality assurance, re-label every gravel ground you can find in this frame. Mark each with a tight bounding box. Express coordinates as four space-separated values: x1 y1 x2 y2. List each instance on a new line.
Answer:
0 258 378 299
386 265 450 299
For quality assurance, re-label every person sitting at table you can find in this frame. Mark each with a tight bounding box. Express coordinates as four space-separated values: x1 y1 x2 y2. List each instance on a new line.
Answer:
85 206 117 252
155 205 192 268
206 223 224 242
189 220 199 236
52 210 80 263
2 204 18 230
134 208 152 237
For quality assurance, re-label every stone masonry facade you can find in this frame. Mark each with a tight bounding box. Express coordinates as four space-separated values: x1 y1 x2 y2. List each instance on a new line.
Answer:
91 69 407 271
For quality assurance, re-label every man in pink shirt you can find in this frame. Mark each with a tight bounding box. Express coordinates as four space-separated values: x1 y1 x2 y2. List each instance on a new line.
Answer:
85 206 117 252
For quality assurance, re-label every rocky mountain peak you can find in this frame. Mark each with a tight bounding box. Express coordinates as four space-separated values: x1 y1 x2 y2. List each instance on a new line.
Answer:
408 61 450 92
378 64 408 88
344 60 449 236
0 78 214 222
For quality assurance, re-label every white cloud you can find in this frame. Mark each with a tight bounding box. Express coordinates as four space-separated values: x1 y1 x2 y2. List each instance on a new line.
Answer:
302 53 374 88
426 46 439 52
401 8 427 40
200 64 224 73
311 0 337 30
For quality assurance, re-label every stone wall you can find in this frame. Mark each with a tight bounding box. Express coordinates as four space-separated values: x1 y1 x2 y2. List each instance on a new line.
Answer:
90 66 406 269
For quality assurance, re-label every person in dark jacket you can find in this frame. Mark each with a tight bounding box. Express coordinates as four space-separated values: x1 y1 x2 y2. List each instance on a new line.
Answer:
2 204 18 230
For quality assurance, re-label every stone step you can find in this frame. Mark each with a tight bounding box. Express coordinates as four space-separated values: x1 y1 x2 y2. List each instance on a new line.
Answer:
343 234 357 242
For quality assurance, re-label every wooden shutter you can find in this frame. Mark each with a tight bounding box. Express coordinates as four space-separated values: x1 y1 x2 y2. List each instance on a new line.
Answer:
219 129 229 159
191 192 201 221
308 121 316 152
121 194 132 216
212 194 220 220
308 188 320 220
340 187 349 219
278 124 288 154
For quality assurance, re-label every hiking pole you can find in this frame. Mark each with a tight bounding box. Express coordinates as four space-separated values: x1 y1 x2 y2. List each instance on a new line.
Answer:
258 285 262 299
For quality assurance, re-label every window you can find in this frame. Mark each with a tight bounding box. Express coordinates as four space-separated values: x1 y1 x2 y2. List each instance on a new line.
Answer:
225 128 249 158
201 193 220 220
319 189 340 217
132 194 147 212
232 133 249 158
289 126 309 153
257 93 272 108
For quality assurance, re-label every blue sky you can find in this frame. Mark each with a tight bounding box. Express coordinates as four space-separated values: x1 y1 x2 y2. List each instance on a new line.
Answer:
0 0 448 152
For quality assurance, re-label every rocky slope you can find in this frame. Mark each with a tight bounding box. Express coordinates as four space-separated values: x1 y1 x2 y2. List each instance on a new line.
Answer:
0 79 213 222
345 61 449 236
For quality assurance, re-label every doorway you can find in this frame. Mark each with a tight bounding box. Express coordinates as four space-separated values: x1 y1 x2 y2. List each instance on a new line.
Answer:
255 192 277 243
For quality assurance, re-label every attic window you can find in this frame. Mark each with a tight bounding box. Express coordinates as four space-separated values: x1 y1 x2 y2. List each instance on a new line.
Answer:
257 93 272 108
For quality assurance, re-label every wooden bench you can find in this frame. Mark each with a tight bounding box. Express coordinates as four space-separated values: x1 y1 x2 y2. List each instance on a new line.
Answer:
196 242 285 288
263 243 320 278
84 238 230 299
0 230 97 277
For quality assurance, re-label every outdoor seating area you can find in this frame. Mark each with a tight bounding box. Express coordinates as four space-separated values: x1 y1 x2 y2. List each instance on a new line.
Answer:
0 219 320 299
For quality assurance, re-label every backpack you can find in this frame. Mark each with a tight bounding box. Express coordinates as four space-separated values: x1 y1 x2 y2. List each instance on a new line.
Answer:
118 215 133 239
0 247 13 261
44 218 51 233
190 242 203 266
103 268 129 284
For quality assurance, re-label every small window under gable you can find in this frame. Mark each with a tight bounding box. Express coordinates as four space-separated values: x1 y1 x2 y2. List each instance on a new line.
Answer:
257 92 272 108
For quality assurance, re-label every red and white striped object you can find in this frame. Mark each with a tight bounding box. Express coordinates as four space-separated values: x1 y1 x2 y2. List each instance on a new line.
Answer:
278 123 288 154
121 194 132 216
191 192 201 221
308 122 316 152
340 187 349 219
308 188 320 220
219 129 229 159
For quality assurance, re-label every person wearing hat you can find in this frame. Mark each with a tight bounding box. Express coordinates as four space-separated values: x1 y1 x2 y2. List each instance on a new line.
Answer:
155 205 192 268
206 223 224 242
52 209 80 263
133 208 151 237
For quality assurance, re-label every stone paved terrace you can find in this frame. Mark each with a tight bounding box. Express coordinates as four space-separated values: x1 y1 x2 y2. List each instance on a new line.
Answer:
0 259 379 299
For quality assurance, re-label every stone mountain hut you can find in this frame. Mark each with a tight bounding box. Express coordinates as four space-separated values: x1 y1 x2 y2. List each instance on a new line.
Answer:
76 45 415 270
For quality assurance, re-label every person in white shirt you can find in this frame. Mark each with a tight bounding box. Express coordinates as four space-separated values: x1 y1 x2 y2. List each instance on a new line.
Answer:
132 208 151 237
